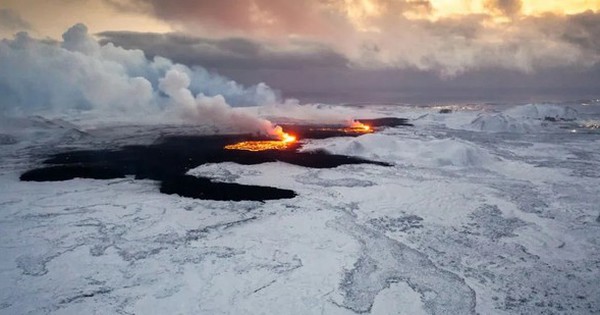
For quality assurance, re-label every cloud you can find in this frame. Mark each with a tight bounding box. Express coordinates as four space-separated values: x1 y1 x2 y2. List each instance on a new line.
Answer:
221 64 600 104
484 0 522 16
120 0 339 37
97 31 349 70
561 10 600 53
0 24 283 134
96 19 600 104
110 0 600 77
0 9 32 31
3 3 598 106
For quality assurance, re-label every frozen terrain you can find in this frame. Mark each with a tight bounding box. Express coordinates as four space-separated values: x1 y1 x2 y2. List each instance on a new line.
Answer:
1 103 600 314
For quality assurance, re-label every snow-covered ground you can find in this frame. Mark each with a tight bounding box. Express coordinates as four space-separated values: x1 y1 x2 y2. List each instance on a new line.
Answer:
1 103 600 314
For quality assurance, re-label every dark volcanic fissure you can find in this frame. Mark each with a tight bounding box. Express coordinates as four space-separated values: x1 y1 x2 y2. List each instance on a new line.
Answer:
21 119 405 201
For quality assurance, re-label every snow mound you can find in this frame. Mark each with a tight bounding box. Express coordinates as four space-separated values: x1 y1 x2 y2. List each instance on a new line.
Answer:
469 114 537 133
504 104 578 121
302 134 496 168
468 104 578 132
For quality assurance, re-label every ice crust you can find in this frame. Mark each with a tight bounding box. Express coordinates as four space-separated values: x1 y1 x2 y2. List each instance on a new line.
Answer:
1 102 599 314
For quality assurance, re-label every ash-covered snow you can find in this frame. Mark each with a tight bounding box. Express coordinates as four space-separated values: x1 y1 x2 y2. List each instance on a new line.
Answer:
1 103 600 314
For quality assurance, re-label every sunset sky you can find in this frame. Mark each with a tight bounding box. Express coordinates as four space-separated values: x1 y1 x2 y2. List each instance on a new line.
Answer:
1 0 599 103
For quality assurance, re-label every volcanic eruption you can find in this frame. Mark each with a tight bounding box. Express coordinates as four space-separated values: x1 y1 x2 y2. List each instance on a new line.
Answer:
302 120 374 136
224 126 297 152
346 120 373 133
223 120 372 152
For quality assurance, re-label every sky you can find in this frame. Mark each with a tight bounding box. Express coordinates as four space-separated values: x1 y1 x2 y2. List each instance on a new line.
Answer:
1 0 599 104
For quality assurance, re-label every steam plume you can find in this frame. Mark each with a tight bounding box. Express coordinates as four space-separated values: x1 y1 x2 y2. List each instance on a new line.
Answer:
0 23 280 134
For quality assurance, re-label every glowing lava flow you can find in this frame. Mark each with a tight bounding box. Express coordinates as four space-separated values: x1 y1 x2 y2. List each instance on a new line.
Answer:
312 120 373 133
224 129 297 152
346 121 372 133
311 120 374 134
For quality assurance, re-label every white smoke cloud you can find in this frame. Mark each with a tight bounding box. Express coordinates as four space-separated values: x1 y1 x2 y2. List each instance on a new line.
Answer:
158 68 277 134
0 23 281 134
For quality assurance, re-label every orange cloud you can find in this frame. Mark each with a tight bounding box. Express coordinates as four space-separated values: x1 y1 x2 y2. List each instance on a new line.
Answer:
2 0 599 77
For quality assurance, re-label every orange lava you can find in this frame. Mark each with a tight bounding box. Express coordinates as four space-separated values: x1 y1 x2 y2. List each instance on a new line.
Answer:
346 121 372 133
224 129 297 152
310 121 373 134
